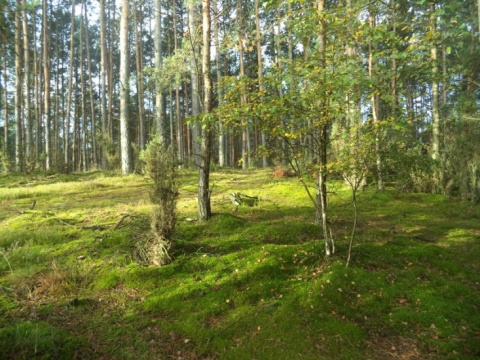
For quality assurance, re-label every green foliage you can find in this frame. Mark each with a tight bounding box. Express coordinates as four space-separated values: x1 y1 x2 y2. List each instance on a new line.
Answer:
442 116 480 203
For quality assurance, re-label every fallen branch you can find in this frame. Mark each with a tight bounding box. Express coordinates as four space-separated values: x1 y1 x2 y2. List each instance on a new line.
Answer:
56 218 74 226
114 214 134 230
82 224 110 231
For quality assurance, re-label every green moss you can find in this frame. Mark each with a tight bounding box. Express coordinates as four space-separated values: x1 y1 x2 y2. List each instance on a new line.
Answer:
0 170 479 359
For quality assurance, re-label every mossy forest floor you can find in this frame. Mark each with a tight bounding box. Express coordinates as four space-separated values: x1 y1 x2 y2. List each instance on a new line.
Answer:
0 169 479 359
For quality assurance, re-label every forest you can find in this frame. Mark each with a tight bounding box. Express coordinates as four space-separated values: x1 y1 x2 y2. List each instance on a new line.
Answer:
0 0 480 358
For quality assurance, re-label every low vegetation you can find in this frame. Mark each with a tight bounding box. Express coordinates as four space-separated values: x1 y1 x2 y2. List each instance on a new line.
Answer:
0 169 479 359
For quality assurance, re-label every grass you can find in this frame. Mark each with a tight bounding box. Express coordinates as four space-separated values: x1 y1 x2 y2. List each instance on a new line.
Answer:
0 168 479 359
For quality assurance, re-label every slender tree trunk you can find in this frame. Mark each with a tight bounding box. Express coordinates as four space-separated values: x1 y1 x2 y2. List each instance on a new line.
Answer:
107 3 115 143
238 0 248 169
316 0 333 257
391 0 398 111
33 8 41 162
22 0 33 167
65 0 76 172
54 7 60 167
3 45 8 158
155 0 165 143
255 0 267 168
84 0 97 168
80 1 87 172
174 0 183 164
15 0 23 172
189 0 201 166
43 0 51 170
134 0 145 151
199 0 212 221
119 0 130 174
478 0 480 43
369 7 384 191
430 2 440 161
214 0 225 167
100 0 107 168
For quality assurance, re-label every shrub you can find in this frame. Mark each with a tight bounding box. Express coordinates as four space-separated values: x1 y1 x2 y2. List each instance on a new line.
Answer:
138 141 179 266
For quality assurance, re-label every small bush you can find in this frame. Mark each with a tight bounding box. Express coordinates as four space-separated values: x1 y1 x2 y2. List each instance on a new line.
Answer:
138 141 179 266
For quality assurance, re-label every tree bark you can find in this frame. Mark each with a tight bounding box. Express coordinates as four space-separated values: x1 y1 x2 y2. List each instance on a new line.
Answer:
316 0 333 257
3 44 8 158
22 0 32 167
80 1 87 171
369 6 384 191
238 0 248 170
119 0 131 174
214 0 225 167
189 0 202 166
133 0 145 151
84 0 97 168
174 0 183 164
155 0 165 144
100 0 107 169
64 0 76 172
255 0 267 168
15 0 23 172
198 0 212 221
429 2 440 161
43 0 51 170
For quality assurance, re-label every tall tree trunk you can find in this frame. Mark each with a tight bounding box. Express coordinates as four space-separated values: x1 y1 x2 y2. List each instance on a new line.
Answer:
33 8 41 162
238 0 248 170
316 0 333 257
198 0 212 221
133 0 145 151
155 0 165 143
214 0 225 167
429 2 440 161
390 0 398 111
80 1 87 172
100 0 107 168
3 45 8 158
22 0 32 167
54 5 60 167
84 0 97 168
64 0 76 172
478 0 480 43
107 3 115 143
15 0 23 172
119 0 130 174
369 7 384 191
189 0 201 166
174 0 183 164
255 0 267 168
43 0 51 170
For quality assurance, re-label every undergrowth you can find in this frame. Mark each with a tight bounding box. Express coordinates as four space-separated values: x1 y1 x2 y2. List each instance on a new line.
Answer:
0 169 479 359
